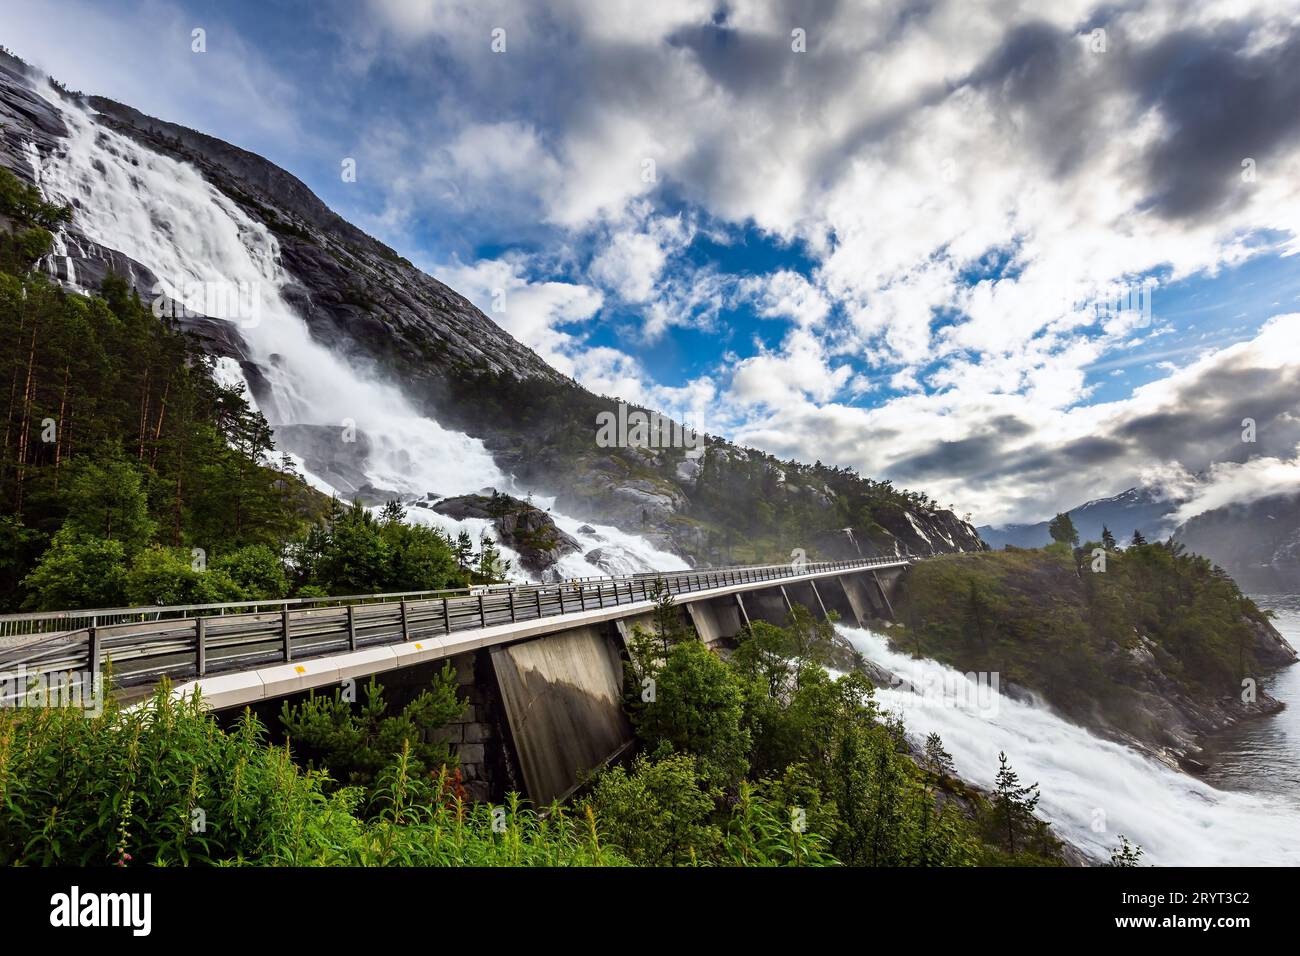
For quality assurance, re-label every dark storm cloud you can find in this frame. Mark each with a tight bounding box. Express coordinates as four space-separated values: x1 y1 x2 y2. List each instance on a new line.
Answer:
886 354 1300 490
667 1 849 98
989 435 1131 482
963 15 1300 224
889 429 1022 480
1116 361 1300 464
1129 25 1300 221
964 20 1115 180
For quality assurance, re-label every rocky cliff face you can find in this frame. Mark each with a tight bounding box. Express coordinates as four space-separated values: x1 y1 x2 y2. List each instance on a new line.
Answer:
0 53 985 568
1096 618 1296 770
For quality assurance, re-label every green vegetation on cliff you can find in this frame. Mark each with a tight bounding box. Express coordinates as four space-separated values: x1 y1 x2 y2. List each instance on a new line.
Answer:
892 539 1277 722
0 168 507 611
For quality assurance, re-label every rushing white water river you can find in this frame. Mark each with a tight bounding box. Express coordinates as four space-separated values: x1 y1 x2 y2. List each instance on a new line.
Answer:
840 614 1300 866
29 87 686 581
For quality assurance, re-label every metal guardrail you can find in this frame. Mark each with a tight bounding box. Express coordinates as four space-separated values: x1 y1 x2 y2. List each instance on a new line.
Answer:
0 557 907 701
0 586 470 639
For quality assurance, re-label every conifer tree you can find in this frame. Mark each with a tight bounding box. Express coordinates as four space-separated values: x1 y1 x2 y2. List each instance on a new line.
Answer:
379 499 406 525
992 751 1040 855
475 532 509 583
649 576 691 654
453 529 474 572
923 732 956 777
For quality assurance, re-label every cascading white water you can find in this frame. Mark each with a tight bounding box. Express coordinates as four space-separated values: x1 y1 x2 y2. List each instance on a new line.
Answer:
839 623 1300 865
30 88 687 579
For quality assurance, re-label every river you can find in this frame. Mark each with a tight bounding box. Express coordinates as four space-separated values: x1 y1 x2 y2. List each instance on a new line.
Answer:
839 604 1300 866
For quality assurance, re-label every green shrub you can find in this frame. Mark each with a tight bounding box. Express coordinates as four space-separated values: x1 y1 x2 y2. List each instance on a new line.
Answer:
586 752 721 865
212 544 288 599
125 546 246 606
632 640 750 790
20 527 128 610
279 668 464 811
720 780 838 866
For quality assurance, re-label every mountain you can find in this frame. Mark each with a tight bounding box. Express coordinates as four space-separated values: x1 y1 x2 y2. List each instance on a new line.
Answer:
0 52 983 569
1175 492 1300 594
979 475 1300 593
977 486 1180 550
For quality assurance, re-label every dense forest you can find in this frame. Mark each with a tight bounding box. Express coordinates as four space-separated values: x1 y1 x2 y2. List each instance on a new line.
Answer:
0 167 498 612
891 522 1279 730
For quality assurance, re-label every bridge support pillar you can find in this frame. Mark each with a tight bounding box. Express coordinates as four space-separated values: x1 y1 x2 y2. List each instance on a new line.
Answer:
871 570 896 619
808 580 830 619
489 624 632 805
735 593 751 629
685 600 724 646
838 573 873 627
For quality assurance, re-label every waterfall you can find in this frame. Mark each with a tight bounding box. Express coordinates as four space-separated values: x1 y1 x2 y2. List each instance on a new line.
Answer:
839 623 1300 865
29 87 686 580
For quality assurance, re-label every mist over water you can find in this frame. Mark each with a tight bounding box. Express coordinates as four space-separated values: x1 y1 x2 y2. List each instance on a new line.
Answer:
31 90 686 580
840 623 1300 865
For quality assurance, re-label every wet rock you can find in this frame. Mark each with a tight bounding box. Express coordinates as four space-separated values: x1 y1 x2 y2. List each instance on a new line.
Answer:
434 493 581 574
274 424 390 501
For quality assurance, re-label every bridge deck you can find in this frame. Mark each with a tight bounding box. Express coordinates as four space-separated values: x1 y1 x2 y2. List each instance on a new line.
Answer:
0 557 908 708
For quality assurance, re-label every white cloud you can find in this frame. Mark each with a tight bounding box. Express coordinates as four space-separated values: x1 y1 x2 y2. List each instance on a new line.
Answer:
432 255 603 376
589 211 692 303
1168 451 1300 525
737 270 830 328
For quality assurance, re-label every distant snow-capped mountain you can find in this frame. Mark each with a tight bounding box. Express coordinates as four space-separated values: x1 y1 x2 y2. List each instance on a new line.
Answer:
977 486 1181 550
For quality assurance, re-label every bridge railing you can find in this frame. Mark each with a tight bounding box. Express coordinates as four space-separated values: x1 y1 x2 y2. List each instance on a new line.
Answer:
0 556 906 703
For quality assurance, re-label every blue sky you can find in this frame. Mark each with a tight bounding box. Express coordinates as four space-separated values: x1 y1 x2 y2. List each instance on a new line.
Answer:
7 0 1300 525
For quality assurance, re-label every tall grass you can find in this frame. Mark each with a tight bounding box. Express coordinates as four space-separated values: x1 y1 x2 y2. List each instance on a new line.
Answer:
0 687 624 866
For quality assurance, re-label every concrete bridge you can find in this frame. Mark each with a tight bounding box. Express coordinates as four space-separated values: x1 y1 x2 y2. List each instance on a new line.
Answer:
0 556 909 803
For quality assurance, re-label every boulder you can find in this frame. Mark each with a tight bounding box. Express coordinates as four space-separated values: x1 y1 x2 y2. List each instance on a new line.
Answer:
434 493 581 574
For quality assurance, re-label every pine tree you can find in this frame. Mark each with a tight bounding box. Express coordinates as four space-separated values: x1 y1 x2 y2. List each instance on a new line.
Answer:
992 751 1040 855
475 532 510 583
649 576 691 654
923 732 955 777
1101 526 1117 550
453 529 474 572
1130 529 1147 547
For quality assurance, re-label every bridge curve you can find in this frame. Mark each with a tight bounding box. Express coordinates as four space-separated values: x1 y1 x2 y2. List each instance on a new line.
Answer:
0 557 910 710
